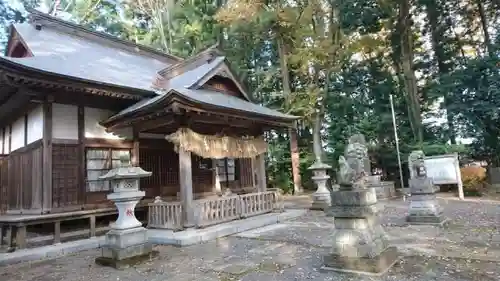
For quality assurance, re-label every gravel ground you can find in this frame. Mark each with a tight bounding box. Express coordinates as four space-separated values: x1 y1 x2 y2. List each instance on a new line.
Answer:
1 197 500 281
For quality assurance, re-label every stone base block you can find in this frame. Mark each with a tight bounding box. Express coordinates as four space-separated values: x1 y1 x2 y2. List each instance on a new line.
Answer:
322 246 399 276
101 242 153 261
407 199 443 218
406 215 449 226
310 192 331 210
105 227 148 249
310 200 330 210
309 202 330 211
95 250 158 269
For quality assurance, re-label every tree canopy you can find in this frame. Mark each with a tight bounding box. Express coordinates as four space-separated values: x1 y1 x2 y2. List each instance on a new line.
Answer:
0 0 498 192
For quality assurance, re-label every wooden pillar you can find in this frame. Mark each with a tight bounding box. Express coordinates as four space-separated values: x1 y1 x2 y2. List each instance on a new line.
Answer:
251 157 257 189
54 221 61 244
256 153 267 192
2 127 5 154
8 125 11 154
179 149 194 228
42 98 53 213
212 159 221 194
78 105 85 206
23 114 28 146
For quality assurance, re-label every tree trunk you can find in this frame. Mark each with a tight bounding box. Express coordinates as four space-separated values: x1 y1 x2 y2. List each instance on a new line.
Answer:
475 0 493 56
216 0 226 48
289 127 302 193
424 0 456 144
312 112 323 163
399 0 423 144
277 36 302 194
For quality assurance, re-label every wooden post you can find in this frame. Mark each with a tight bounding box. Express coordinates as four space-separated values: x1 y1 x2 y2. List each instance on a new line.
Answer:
179 149 194 228
0 224 4 245
251 157 257 190
23 114 28 146
42 98 53 213
89 215 96 237
77 105 85 207
212 159 221 194
54 221 61 244
2 127 5 154
8 125 11 154
15 225 26 249
256 154 267 192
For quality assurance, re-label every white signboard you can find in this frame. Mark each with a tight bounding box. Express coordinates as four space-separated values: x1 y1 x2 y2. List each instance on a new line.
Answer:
424 153 464 199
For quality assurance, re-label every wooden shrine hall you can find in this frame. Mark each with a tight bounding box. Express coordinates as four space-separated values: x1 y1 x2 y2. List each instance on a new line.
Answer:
0 9 297 250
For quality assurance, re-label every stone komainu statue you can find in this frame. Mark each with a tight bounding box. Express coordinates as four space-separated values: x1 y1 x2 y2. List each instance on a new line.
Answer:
337 134 369 189
408 150 426 178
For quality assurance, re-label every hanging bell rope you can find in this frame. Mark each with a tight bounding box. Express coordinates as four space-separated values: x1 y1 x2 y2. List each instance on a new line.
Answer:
165 127 267 159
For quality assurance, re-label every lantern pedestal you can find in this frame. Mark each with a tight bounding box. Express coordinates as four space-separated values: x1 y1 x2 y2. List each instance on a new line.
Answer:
309 162 332 211
94 159 155 269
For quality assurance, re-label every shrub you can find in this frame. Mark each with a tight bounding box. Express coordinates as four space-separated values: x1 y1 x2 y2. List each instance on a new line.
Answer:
460 166 487 196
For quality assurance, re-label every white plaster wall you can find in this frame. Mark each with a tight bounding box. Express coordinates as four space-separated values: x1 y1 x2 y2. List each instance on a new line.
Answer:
27 105 44 144
11 117 25 151
84 107 132 140
52 103 78 140
5 127 10 153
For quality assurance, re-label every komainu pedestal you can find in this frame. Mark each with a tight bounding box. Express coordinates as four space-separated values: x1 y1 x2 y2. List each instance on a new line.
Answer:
324 188 398 275
323 134 398 276
406 151 447 225
95 156 156 269
407 178 446 225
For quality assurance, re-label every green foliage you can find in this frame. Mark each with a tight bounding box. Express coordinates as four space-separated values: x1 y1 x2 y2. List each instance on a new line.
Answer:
0 0 498 191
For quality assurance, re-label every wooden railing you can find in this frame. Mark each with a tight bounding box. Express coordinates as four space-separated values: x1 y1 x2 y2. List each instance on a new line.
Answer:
195 195 240 227
194 191 281 228
148 197 183 230
240 192 275 218
148 191 283 230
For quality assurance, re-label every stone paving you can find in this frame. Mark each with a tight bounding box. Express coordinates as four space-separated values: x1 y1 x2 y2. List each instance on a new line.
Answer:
1 197 500 281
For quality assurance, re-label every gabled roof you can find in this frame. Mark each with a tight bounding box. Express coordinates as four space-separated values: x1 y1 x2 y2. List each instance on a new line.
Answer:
102 87 297 127
154 45 252 101
0 9 297 124
104 47 298 123
6 10 177 92
24 8 181 63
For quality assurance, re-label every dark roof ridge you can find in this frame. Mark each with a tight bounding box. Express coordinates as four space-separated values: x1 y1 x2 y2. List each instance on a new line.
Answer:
157 44 222 78
26 8 182 64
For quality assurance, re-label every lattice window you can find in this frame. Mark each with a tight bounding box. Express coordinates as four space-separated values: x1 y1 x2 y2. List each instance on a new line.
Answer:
217 158 236 182
86 148 130 192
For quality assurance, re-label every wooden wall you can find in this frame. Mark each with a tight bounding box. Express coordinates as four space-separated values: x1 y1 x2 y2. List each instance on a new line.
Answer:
138 139 254 198
238 158 254 187
139 140 178 197
6 141 43 213
52 143 81 209
138 139 215 197
0 101 259 214
0 156 7 214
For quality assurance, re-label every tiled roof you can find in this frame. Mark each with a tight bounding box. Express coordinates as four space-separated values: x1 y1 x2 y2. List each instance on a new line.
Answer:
12 23 170 91
2 10 296 122
106 87 297 124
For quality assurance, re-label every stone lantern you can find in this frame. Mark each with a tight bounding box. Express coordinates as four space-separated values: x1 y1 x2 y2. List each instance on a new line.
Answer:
95 156 154 268
309 161 332 210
